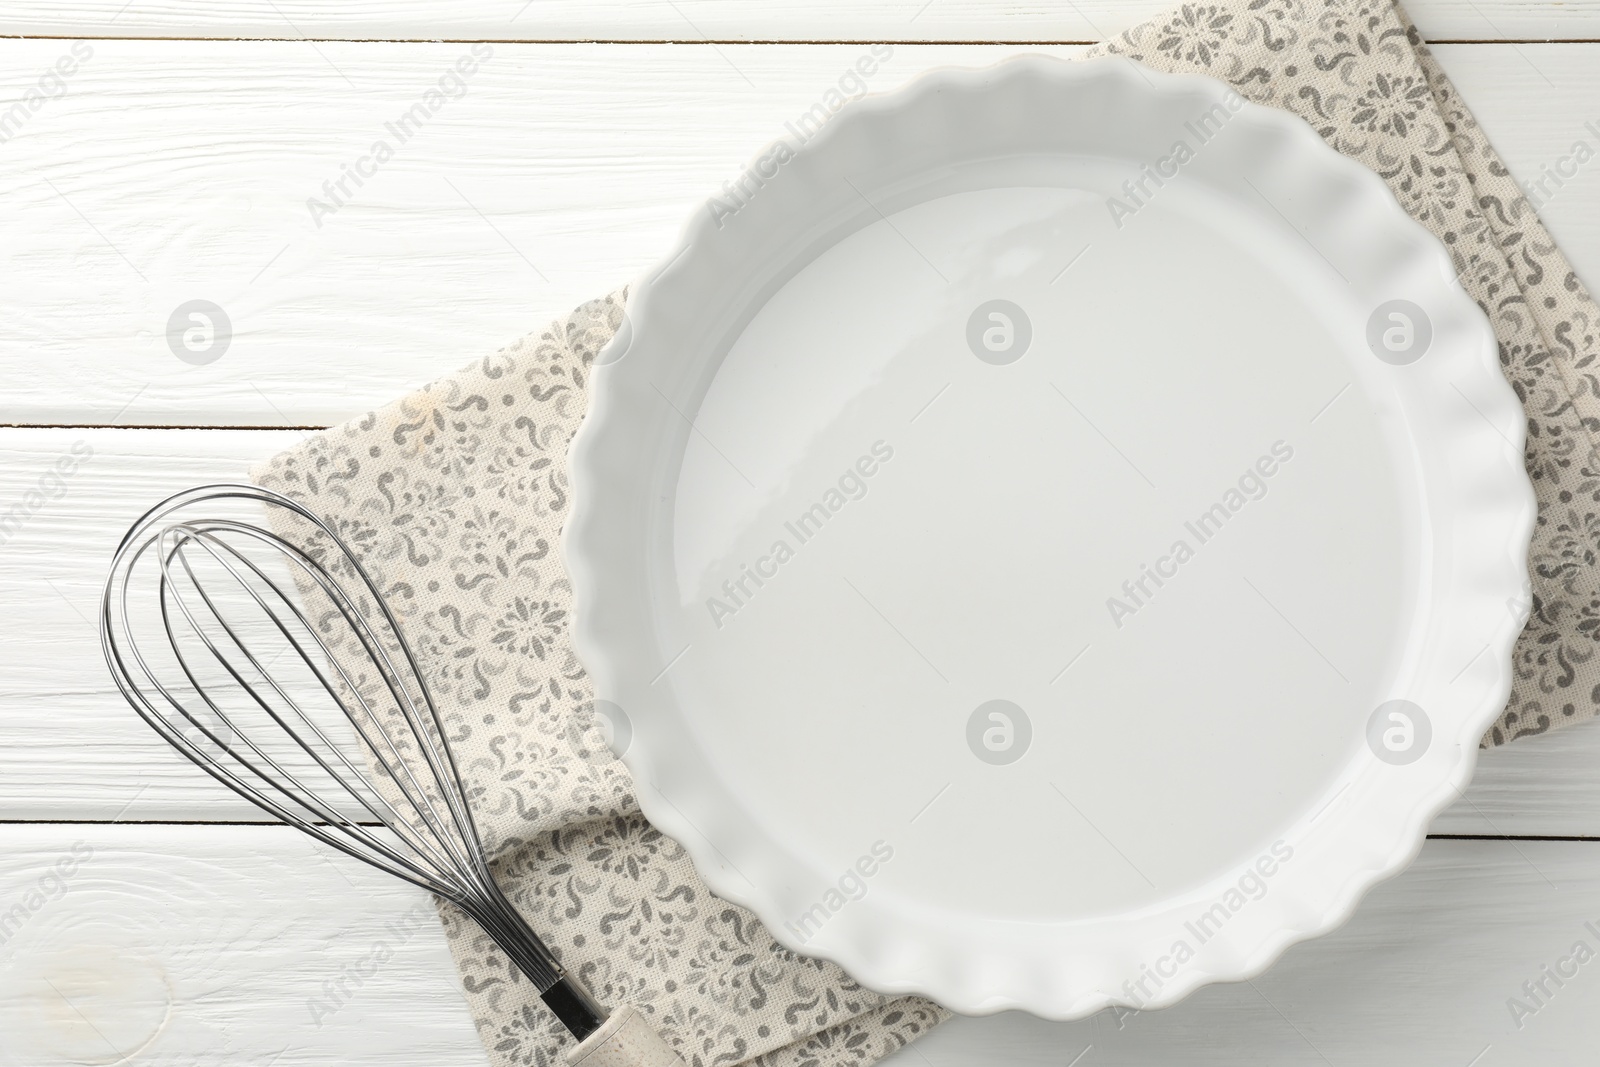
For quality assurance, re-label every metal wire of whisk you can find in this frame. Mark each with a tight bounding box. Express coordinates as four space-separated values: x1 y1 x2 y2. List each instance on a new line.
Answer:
98 484 610 1041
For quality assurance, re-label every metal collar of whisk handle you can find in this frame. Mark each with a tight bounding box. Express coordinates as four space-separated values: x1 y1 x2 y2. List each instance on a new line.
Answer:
485 883 605 1037
441 905 687 1067
505 937 686 1067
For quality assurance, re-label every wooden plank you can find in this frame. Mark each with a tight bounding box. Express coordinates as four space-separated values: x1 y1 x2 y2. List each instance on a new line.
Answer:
4 425 1600 834
1433 722 1600 838
0 428 309 821
2 827 1597 1065
0 42 1596 427
0 0 1592 44
903 840 1600 1065
0 823 486 1066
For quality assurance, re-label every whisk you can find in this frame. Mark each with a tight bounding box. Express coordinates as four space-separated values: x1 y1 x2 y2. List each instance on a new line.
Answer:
100 484 684 1067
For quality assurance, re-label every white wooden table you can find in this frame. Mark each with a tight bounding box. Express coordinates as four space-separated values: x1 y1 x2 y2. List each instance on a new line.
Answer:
2 3 1598 1064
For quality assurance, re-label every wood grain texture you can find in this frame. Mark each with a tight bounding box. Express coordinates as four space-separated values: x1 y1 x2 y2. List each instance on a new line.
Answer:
0 824 486 1066
3 16 1599 1065
0 429 305 821
2 426 1598 833
0 0 1593 43
3 828 1597 1065
902 841 1600 1065
0 42 1596 428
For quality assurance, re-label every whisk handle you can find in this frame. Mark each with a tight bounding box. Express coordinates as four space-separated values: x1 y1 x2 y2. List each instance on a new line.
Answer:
564 1005 689 1067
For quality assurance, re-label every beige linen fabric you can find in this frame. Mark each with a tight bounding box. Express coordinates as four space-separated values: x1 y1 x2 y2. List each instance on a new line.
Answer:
252 2 1599 1065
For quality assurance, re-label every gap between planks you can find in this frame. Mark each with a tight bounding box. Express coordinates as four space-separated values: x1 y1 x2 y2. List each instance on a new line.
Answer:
3 819 1594 842
0 35 1595 45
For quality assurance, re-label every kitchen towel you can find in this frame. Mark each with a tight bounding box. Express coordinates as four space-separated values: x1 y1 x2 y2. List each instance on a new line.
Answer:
252 1 1600 1064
